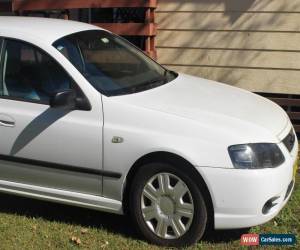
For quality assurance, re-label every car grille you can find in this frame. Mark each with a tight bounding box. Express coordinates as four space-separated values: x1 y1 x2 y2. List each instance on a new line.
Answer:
282 129 296 152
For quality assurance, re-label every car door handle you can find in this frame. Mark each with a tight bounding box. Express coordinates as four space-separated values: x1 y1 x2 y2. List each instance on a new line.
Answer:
0 120 15 127
0 114 15 127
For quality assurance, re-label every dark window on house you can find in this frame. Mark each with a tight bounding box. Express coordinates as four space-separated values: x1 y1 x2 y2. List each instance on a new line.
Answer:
91 8 146 23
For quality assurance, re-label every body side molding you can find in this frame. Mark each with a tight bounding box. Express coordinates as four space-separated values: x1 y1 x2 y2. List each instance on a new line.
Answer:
0 154 122 179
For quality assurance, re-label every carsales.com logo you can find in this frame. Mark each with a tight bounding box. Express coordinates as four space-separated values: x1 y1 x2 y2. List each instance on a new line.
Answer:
241 233 296 246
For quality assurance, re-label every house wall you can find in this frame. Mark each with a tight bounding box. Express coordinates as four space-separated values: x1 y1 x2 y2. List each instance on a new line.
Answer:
156 0 300 94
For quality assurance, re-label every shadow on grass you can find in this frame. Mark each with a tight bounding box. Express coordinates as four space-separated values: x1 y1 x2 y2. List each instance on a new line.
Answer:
203 228 250 244
0 193 249 244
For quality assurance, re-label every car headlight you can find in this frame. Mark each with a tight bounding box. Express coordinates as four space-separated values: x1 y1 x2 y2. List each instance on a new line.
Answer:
228 143 285 169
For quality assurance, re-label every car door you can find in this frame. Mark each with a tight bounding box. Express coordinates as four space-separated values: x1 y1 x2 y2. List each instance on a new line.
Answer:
0 37 103 195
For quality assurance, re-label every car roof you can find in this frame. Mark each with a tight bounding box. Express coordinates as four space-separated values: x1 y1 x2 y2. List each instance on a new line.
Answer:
0 16 102 44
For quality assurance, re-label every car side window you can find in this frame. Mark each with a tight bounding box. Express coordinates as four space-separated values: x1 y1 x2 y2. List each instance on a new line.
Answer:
0 39 72 104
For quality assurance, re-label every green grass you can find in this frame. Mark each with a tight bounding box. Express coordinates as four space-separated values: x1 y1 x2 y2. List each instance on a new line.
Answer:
0 175 298 250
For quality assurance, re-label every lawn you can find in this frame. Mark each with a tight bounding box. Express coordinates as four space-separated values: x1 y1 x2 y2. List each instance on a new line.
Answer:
0 175 298 249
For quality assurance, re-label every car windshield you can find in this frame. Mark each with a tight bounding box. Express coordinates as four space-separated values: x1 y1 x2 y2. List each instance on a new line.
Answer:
53 30 177 96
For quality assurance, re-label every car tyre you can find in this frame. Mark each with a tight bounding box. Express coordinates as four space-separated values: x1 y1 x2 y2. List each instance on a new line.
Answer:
129 162 207 247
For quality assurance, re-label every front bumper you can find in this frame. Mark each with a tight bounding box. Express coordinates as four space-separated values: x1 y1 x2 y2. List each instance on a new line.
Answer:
197 139 298 229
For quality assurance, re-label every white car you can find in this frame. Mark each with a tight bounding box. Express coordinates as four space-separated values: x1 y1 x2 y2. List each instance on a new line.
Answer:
0 17 298 247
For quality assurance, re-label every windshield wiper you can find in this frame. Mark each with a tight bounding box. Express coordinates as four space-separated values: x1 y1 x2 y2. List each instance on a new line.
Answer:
134 77 167 92
108 77 166 96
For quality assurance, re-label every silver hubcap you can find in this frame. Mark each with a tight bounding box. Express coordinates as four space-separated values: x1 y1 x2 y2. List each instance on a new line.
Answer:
141 173 194 239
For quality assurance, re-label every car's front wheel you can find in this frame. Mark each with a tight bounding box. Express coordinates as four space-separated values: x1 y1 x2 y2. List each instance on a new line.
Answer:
129 162 207 247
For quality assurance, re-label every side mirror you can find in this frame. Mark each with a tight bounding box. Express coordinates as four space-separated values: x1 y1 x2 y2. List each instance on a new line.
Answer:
50 89 76 108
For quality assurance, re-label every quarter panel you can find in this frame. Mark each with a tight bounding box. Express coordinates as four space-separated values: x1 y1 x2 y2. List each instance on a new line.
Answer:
102 97 234 201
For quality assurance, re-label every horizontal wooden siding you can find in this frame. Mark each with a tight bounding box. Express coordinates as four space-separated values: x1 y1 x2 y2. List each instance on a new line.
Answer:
156 0 300 94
